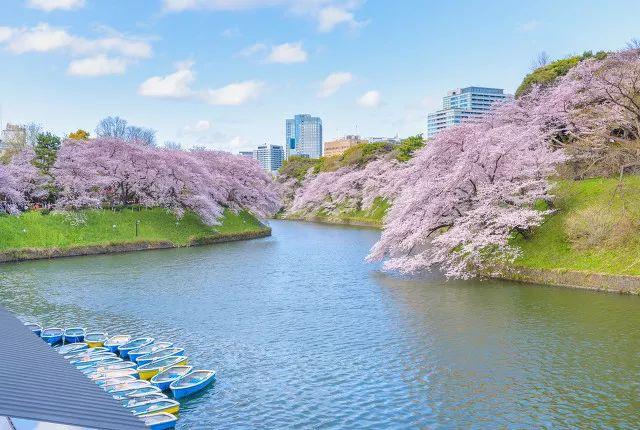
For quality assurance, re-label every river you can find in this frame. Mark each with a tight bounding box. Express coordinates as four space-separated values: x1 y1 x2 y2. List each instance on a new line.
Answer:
0 220 638 429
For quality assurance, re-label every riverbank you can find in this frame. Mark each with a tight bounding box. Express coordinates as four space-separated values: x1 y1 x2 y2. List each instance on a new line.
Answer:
280 177 640 294
0 208 271 263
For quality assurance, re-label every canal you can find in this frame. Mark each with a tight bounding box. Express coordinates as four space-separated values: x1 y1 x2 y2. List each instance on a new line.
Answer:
0 220 639 429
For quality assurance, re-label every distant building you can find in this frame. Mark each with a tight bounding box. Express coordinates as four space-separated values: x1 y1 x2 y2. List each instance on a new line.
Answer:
239 150 254 158
285 114 322 159
427 86 512 137
323 135 367 158
253 144 284 172
367 135 402 145
1 123 26 147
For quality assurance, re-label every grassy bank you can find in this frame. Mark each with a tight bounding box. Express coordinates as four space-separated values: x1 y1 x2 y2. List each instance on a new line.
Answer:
513 176 640 276
0 207 268 253
282 197 389 227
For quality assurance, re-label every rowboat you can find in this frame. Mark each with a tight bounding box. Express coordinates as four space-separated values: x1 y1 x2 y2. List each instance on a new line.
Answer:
136 348 185 366
75 357 122 371
24 322 41 336
106 380 151 394
84 361 137 375
170 370 216 400
150 366 193 391
90 368 138 380
139 413 178 430
57 343 88 355
69 352 116 365
41 328 64 345
65 347 109 360
111 386 161 401
121 393 168 408
128 342 173 363
85 332 108 348
96 375 137 387
129 399 180 417
118 337 154 359
137 356 189 380
63 327 85 344
104 335 131 353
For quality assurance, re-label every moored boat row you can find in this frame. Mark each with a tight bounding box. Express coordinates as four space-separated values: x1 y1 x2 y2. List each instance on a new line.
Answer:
28 321 216 429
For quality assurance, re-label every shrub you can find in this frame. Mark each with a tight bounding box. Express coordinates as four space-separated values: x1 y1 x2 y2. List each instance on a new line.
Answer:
565 206 637 250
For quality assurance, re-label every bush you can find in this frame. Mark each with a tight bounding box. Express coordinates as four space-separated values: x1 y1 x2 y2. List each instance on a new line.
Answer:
516 51 607 98
565 206 636 250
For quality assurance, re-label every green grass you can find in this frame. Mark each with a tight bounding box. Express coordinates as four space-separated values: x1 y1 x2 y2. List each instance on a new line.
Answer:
513 176 640 275
296 197 389 226
0 207 267 251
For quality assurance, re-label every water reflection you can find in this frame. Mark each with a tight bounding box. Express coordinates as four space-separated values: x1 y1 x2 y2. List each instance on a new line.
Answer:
0 220 639 429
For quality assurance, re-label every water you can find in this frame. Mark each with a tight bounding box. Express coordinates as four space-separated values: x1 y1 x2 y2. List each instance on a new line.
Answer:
1 220 639 429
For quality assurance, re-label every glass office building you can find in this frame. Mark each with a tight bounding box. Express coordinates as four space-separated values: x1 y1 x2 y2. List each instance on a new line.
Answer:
427 87 511 137
285 114 323 159
254 144 284 172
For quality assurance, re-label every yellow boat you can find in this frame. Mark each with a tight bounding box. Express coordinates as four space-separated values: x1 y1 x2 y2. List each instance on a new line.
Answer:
137 355 188 380
85 332 108 348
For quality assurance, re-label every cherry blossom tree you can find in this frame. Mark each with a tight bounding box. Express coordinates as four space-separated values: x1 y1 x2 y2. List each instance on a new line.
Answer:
52 137 281 224
367 97 567 279
0 165 25 214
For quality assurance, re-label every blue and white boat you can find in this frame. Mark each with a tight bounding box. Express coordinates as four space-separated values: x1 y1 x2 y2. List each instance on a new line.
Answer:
84 361 137 375
150 366 192 391
139 412 178 430
69 352 116 365
75 357 122 371
41 328 64 345
121 393 167 408
57 342 88 355
96 375 137 388
111 386 161 401
128 342 172 363
136 348 185 366
106 380 151 394
118 337 154 359
63 327 85 344
24 322 41 336
90 368 139 381
64 347 109 360
169 370 216 400
103 335 131 353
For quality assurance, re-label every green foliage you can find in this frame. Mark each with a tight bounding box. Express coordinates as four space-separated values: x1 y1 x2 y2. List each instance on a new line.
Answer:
34 132 61 174
278 156 320 181
0 208 266 251
513 175 640 275
393 134 425 162
516 50 607 98
315 141 395 173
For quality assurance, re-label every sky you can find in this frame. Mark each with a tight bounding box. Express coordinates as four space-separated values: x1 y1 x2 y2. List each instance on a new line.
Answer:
1 0 640 153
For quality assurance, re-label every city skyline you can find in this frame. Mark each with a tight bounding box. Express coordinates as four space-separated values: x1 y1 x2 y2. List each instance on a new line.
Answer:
1 0 640 153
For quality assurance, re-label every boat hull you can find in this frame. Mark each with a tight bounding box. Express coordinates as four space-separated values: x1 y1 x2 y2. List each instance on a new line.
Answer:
138 357 188 380
42 334 63 345
139 413 178 430
170 372 216 400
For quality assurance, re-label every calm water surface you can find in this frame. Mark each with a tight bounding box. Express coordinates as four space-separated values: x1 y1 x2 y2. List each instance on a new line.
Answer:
0 220 639 429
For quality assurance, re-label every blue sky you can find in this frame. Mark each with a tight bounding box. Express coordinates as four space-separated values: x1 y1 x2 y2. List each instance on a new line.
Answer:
1 0 639 153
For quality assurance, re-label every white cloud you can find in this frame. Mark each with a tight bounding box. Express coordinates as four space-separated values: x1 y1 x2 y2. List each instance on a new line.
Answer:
317 71 352 98
138 63 196 98
203 80 264 105
357 90 380 108
236 42 267 58
518 20 539 32
0 27 14 43
161 0 367 33
182 119 212 133
26 0 85 11
266 42 307 64
318 6 362 32
7 23 151 58
139 63 263 106
67 55 127 76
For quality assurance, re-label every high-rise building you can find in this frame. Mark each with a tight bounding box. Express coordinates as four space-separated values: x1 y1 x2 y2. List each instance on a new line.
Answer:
239 150 254 158
285 114 322 159
254 144 284 172
323 135 367 158
427 87 512 137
